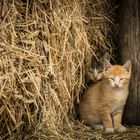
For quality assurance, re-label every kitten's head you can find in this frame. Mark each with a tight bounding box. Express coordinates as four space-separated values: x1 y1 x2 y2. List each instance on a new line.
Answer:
103 59 131 88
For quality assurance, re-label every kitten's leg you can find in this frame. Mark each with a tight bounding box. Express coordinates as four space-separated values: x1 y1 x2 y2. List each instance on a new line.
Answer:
112 108 127 132
100 110 114 133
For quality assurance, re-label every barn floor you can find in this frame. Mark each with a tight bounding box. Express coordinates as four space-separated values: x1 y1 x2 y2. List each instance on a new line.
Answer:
77 125 140 140
30 122 140 140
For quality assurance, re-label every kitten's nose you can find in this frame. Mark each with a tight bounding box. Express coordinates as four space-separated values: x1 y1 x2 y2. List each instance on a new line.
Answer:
114 83 119 87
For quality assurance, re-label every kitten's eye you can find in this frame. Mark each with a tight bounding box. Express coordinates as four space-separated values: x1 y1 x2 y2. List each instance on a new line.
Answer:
110 78 114 81
120 78 124 81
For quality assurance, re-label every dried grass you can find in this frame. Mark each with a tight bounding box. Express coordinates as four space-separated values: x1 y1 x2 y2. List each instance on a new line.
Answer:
0 0 92 139
0 0 139 140
30 123 140 140
82 0 118 62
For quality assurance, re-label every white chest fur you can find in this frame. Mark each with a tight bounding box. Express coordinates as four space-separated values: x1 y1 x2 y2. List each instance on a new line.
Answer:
109 88 128 113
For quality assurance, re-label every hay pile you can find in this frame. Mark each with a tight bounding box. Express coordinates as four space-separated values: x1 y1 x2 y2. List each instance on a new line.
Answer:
0 0 92 139
1 0 138 140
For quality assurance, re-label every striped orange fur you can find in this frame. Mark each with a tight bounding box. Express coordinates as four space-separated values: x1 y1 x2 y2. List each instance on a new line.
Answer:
79 59 131 133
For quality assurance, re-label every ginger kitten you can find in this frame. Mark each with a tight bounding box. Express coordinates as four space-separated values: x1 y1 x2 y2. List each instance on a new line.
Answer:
79 59 131 133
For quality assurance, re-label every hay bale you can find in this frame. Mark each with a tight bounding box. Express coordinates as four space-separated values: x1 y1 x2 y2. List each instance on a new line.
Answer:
0 0 120 139
0 0 92 139
82 0 118 62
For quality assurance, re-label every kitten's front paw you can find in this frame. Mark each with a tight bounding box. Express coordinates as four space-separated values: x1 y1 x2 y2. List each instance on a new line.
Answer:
94 124 104 130
105 128 114 133
115 126 127 133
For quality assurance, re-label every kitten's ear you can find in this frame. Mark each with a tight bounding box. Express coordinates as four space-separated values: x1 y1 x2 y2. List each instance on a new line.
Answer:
123 61 131 73
103 59 112 71
103 53 110 62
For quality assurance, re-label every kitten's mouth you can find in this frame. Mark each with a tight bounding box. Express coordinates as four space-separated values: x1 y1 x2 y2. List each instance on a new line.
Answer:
114 84 119 88
113 85 120 88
